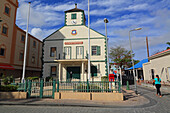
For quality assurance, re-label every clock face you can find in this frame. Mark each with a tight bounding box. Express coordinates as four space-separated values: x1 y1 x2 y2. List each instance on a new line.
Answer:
71 20 77 24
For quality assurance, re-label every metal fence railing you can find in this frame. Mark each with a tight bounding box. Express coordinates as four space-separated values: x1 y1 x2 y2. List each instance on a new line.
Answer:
11 83 25 91
57 80 121 93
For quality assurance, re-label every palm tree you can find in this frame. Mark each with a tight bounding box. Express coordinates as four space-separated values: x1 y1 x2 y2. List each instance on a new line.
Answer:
166 42 170 50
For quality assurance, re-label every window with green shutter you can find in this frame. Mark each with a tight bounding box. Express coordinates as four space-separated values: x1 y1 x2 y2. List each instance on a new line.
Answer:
71 14 77 19
92 46 101 56
97 46 100 55
91 66 97 77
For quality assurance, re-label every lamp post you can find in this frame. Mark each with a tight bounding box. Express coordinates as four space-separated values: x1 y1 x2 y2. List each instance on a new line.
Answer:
129 28 142 94
104 18 109 76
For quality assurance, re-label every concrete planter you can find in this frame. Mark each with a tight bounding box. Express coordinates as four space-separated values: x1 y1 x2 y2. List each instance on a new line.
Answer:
55 92 124 101
92 92 124 101
0 92 27 99
55 92 91 100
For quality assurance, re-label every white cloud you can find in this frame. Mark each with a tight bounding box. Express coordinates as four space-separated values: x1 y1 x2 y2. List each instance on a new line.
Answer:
31 28 56 40
125 4 149 11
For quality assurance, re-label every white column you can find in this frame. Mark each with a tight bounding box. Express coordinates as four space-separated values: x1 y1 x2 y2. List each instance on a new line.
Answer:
59 63 61 81
82 62 84 81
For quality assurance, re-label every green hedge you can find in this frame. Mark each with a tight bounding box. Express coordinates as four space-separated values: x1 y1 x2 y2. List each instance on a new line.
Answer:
101 76 108 81
76 84 101 92
26 77 39 80
0 85 18 92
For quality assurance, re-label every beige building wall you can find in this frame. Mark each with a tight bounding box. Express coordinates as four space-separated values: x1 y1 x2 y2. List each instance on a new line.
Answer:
0 0 18 64
143 53 170 82
13 27 42 70
0 0 42 78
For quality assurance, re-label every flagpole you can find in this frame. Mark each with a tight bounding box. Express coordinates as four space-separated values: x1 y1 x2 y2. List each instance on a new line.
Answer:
88 0 91 81
22 2 31 83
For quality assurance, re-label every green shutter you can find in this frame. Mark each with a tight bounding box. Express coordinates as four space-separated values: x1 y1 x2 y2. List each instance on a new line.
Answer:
71 14 76 19
97 46 100 55
91 66 97 77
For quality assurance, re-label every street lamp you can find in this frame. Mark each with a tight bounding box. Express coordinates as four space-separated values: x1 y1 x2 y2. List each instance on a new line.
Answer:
104 18 109 76
129 27 142 94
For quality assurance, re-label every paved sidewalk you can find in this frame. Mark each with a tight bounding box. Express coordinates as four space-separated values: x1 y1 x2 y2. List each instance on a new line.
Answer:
140 82 170 93
0 89 149 108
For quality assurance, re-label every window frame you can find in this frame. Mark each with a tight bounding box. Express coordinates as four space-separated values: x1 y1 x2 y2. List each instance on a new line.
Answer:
71 13 77 19
1 24 8 37
4 3 11 17
0 44 6 58
0 48 5 56
33 40 36 48
21 35 25 42
50 47 57 57
91 46 100 56
51 66 57 77
19 51 24 61
31 56 35 64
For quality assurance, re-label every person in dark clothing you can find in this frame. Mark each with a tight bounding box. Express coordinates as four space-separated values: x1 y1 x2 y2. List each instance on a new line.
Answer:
153 75 162 97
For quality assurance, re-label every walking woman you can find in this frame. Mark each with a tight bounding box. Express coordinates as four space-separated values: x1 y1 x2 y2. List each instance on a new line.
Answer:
153 75 162 97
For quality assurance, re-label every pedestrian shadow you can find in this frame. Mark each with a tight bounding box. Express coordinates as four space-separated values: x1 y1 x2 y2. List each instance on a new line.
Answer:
122 90 138 100
162 93 170 96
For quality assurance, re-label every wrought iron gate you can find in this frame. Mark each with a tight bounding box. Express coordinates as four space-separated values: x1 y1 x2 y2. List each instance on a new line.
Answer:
27 79 56 98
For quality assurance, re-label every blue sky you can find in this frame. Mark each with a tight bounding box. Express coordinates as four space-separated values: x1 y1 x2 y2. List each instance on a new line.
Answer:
16 0 170 61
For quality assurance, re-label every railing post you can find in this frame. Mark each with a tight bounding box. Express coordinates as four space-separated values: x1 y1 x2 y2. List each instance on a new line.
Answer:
24 80 28 92
28 80 32 98
52 79 56 99
57 79 59 92
126 81 129 90
118 80 121 93
40 79 44 98
87 79 89 92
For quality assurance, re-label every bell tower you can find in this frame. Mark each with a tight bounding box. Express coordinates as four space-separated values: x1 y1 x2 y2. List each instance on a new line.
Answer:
64 4 86 26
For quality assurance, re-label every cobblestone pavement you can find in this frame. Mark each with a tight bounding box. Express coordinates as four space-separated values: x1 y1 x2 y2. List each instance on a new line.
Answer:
0 86 170 113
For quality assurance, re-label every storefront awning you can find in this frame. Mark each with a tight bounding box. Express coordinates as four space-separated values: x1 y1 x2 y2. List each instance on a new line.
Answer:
0 64 15 70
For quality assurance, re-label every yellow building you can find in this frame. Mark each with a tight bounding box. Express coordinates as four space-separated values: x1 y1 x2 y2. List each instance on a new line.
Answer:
43 4 107 81
0 0 42 78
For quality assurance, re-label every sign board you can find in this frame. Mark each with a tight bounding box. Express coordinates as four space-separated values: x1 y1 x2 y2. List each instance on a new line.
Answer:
109 74 114 82
64 42 83 45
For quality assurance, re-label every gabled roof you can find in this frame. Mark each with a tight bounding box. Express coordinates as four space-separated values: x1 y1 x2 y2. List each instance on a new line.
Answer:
65 8 84 13
149 49 170 60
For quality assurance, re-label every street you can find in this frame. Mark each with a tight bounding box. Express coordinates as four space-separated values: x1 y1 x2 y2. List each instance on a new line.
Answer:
0 86 170 113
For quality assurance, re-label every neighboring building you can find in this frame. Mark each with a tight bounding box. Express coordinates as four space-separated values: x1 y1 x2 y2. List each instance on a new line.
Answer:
128 59 148 80
43 4 107 81
0 0 42 78
143 49 170 82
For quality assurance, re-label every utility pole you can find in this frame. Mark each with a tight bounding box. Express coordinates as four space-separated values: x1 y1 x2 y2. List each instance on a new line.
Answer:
146 36 150 58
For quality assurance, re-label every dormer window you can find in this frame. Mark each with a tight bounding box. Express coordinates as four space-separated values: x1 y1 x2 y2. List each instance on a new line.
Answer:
71 14 77 19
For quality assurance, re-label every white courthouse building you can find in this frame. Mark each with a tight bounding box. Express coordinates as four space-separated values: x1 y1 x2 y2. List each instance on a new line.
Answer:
42 4 108 81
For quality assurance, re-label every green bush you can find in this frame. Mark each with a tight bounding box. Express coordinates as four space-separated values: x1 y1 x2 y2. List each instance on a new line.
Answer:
101 76 108 81
26 77 39 80
0 85 18 92
46 77 53 81
2 75 14 85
